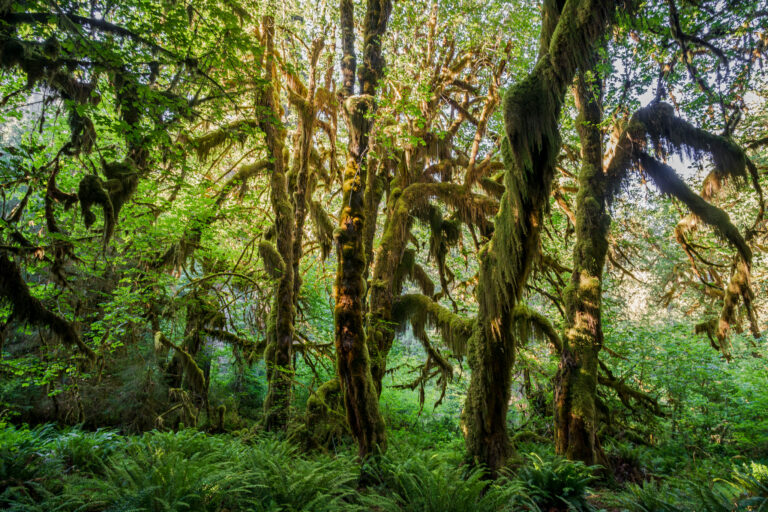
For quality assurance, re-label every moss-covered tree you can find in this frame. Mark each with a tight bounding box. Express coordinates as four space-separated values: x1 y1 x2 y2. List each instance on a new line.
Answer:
258 15 297 431
333 0 391 457
461 0 622 474
554 63 610 465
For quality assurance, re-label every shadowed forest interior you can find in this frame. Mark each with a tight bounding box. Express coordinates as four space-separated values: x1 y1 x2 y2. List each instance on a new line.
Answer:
1 0 768 510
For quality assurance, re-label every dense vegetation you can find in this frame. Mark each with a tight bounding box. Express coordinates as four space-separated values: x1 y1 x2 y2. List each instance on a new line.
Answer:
1 0 767 510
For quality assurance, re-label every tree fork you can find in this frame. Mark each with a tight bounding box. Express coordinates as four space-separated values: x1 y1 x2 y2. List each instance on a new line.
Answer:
462 0 623 475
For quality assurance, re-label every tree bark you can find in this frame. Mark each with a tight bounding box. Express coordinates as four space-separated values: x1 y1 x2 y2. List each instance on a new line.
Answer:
260 16 296 432
333 0 391 458
554 67 609 466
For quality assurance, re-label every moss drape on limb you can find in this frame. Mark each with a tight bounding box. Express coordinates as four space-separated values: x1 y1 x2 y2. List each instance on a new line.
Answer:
367 181 497 391
605 101 761 358
289 38 323 312
462 0 621 475
0 253 95 360
554 66 610 466
333 0 391 458
392 293 474 357
259 15 296 432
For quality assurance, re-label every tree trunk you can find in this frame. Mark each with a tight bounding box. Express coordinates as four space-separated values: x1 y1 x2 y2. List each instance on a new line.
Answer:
260 15 296 432
333 0 391 458
554 67 609 466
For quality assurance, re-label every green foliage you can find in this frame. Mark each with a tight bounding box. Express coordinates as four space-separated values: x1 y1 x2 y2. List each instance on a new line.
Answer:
0 423 61 489
238 435 362 511
363 450 536 512
726 463 768 510
515 453 597 512
613 463 768 512
53 427 121 474
0 425 367 512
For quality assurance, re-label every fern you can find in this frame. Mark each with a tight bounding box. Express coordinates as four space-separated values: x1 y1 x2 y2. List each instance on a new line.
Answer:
240 435 362 511
515 453 597 512
616 480 686 512
362 451 536 512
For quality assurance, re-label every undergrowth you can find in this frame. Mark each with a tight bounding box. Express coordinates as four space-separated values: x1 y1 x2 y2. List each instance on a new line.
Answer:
2 422 766 512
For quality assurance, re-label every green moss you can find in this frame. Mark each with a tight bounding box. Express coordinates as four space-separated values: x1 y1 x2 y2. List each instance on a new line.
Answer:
464 0 622 474
77 174 116 246
299 379 350 451
392 293 474 357
258 240 285 279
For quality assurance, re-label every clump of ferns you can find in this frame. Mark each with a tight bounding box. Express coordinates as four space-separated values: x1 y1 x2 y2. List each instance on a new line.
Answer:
513 453 599 512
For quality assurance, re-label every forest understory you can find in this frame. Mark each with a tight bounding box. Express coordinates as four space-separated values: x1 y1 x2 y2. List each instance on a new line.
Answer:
1 0 768 510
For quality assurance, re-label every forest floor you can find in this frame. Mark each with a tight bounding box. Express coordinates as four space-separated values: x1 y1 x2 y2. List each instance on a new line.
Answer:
1 417 766 512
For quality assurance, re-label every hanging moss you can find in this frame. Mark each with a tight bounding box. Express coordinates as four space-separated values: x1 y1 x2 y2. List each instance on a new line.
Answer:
258 240 285 278
259 15 296 433
309 199 334 260
78 174 114 231
0 38 25 67
392 293 474 357
103 160 139 217
410 264 435 297
606 102 762 207
0 254 96 360
695 318 720 351
155 331 207 398
511 303 563 351
639 153 750 263
68 111 96 154
463 0 622 475
368 179 497 391
192 119 259 161
605 101 762 357
392 247 416 292
717 259 758 358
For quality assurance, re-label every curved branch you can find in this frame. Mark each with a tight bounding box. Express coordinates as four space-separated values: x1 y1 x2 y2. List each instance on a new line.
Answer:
392 293 474 357
0 253 95 360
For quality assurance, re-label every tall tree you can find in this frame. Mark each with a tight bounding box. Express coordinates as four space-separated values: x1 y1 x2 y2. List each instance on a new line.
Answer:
334 0 391 457
554 62 610 465
258 15 297 431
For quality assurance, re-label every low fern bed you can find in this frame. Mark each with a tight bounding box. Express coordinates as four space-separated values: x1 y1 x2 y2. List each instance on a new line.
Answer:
1 423 766 512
